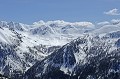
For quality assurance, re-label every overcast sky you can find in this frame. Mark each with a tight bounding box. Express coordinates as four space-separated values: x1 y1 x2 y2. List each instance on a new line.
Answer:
0 0 120 24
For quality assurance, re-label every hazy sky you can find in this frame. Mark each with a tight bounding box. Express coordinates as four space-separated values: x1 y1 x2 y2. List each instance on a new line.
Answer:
0 0 120 24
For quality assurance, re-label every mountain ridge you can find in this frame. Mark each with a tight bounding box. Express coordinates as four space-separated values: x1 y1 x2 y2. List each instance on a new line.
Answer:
0 19 120 79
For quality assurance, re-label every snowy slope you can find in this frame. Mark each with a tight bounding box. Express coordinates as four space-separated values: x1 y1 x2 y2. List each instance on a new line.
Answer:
22 19 120 79
0 19 120 79
23 32 120 79
0 20 94 78
0 20 95 46
0 28 17 44
0 25 60 78
29 20 95 46
93 25 120 35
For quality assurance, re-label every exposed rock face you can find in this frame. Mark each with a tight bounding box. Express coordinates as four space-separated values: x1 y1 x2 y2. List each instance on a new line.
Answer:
23 34 120 79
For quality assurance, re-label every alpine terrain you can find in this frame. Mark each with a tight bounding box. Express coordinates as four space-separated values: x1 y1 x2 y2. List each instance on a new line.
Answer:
0 19 120 79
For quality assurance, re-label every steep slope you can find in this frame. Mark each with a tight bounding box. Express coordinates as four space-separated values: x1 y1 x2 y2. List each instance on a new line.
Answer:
0 26 60 78
23 35 89 79
23 32 120 79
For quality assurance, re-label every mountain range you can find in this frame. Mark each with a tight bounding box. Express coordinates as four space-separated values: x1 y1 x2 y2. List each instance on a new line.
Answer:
0 19 120 79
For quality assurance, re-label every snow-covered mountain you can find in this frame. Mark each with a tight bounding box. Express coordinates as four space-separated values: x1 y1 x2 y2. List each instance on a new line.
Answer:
0 20 95 46
29 20 95 46
0 28 52 78
0 20 95 78
0 19 120 79
23 32 120 79
22 19 120 79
